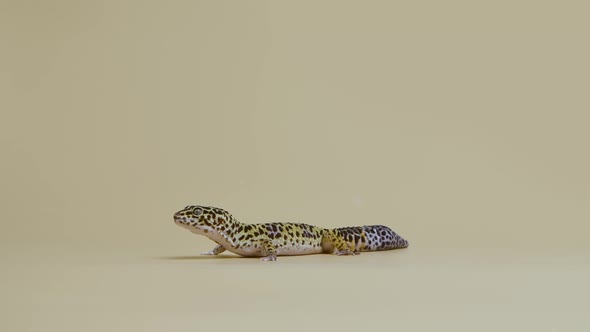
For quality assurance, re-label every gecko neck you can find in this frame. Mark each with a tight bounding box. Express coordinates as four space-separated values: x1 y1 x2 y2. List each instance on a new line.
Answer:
206 214 246 248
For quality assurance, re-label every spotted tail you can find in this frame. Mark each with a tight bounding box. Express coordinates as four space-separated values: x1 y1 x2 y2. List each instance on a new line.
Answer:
334 225 409 252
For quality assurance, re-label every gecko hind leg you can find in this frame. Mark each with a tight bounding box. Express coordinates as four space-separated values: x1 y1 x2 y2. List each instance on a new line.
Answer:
324 230 360 256
201 244 226 255
259 239 278 262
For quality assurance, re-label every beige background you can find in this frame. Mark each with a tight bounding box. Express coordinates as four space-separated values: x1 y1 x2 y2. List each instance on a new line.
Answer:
2 1 589 331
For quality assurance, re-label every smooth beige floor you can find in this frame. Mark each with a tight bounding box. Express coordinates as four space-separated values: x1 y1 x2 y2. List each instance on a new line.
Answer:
3 245 589 331
2 1 589 331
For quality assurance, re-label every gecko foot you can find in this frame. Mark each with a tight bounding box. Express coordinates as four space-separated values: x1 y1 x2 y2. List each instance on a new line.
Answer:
335 250 359 256
260 255 277 262
200 245 225 256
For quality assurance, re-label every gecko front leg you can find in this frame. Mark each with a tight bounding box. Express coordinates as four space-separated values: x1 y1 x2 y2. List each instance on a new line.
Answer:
201 244 226 255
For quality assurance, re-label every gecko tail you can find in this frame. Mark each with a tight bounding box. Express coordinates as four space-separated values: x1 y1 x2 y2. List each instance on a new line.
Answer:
333 225 409 252
362 225 409 251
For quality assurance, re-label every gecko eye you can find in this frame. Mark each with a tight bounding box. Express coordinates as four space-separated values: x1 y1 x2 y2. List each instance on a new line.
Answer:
193 208 203 216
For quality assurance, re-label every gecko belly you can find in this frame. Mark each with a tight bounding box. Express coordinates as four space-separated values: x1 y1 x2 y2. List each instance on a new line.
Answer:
274 244 324 256
234 243 324 257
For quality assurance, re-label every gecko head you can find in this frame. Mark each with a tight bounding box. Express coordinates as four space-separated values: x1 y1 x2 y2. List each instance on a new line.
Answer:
173 205 231 235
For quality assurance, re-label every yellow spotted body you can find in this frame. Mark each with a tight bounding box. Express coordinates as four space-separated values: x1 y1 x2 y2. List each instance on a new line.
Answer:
174 205 409 261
